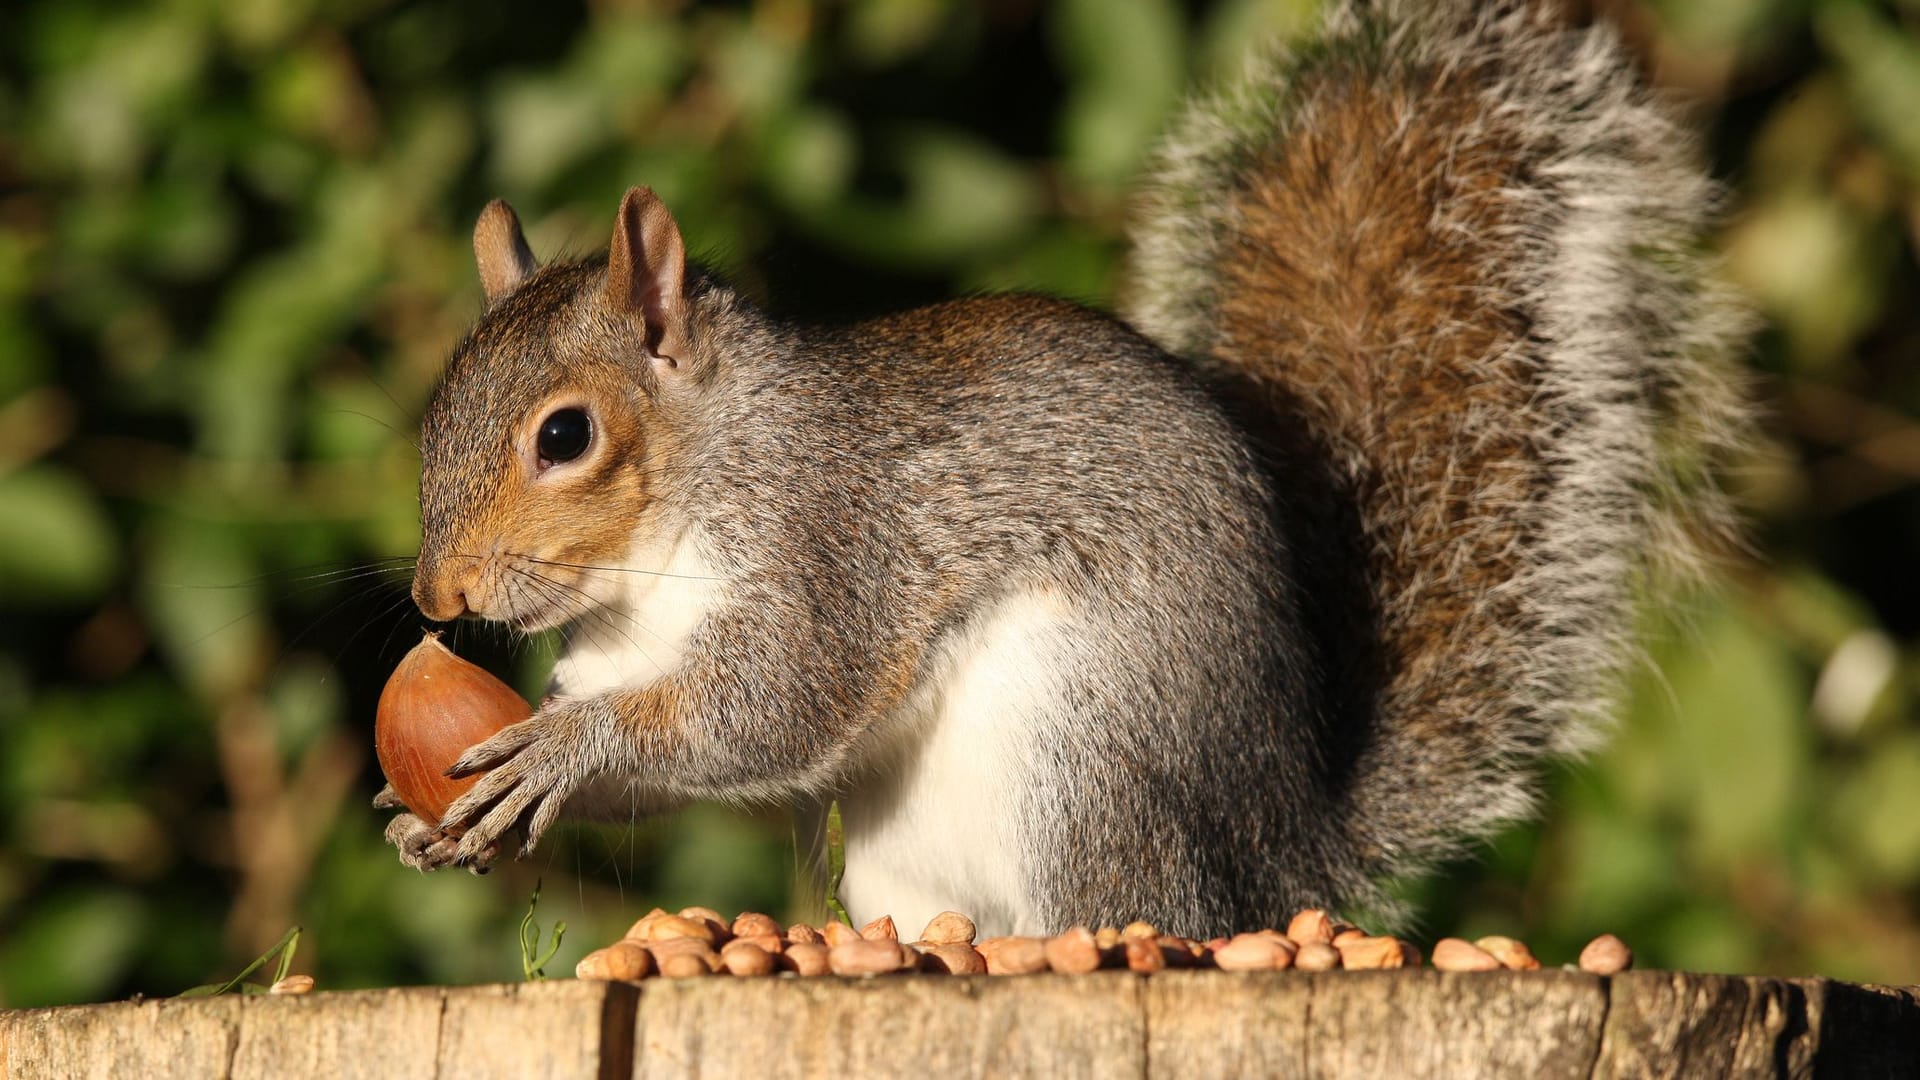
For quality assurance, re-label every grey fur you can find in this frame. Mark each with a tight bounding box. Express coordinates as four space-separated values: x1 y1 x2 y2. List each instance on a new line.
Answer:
391 0 1751 934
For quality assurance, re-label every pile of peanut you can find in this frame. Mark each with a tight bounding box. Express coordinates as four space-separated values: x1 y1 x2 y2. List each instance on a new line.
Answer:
574 906 1636 981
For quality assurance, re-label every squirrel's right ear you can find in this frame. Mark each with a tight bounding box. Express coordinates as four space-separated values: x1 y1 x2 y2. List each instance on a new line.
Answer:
473 199 538 305
605 186 691 376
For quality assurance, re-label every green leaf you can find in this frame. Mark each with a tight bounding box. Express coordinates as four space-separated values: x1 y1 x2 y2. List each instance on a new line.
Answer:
1818 0 1920 178
175 925 301 997
1053 0 1186 191
519 879 566 981
141 516 265 701
0 465 118 603
0 889 147 1007
1629 596 1811 868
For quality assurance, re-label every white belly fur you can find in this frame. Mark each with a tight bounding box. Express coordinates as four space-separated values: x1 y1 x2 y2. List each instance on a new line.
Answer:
547 526 719 699
837 588 1073 939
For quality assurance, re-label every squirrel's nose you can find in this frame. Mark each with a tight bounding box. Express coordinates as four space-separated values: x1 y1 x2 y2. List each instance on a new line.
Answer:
412 560 474 621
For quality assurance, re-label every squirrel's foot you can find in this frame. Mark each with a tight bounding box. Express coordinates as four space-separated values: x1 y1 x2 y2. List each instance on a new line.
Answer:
439 703 595 866
377 786 499 874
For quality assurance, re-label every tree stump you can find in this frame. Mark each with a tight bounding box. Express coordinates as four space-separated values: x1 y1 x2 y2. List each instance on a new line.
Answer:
2 971 1915 1078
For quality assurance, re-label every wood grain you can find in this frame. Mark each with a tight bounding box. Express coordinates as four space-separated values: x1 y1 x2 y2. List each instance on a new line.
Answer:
3 971 1915 1079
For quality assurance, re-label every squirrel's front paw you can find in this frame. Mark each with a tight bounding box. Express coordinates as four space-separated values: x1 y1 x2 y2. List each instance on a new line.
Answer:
438 704 596 866
376 785 499 874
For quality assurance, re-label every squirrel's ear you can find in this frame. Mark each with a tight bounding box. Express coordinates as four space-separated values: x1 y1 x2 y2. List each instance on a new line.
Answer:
473 200 538 304
605 186 690 371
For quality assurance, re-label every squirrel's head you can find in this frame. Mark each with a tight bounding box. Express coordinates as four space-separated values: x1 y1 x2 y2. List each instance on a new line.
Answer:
412 186 708 630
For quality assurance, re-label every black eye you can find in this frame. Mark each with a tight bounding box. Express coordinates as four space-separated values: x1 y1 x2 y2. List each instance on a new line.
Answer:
536 408 591 466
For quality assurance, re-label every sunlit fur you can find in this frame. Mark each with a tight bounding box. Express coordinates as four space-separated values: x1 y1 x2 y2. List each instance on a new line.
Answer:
393 0 1752 934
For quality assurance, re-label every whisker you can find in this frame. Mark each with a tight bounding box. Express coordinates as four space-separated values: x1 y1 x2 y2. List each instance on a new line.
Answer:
160 556 414 591
515 554 723 582
512 564 683 656
510 567 668 682
323 408 423 454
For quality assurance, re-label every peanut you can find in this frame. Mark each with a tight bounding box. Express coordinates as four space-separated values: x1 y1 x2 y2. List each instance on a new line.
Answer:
1431 938 1501 972
781 941 831 976
1293 941 1341 972
1213 933 1291 972
1336 935 1410 971
721 942 776 977
860 915 898 941
830 937 908 976
1475 935 1540 971
918 942 988 975
1578 934 1633 975
1044 927 1103 975
920 911 977 946
1120 920 1159 941
732 912 782 940
657 948 718 978
821 921 861 948
268 975 315 995
786 922 822 946
978 936 1050 975
1094 926 1122 950
624 907 669 942
1155 935 1197 968
1286 909 1336 947
647 914 720 945
730 932 785 955
1123 937 1166 974
577 941 653 981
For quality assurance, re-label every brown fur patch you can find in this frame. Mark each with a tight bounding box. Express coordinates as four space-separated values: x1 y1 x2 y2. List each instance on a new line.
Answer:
1211 70 1541 779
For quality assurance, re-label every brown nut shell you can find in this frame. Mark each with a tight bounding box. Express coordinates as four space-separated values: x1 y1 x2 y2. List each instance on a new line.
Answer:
1213 933 1292 972
1336 935 1410 971
1475 935 1541 971
918 942 988 975
860 915 899 941
780 942 831 976
1123 937 1166 974
1578 934 1633 975
1044 927 1102 975
1431 938 1502 972
375 632 531 824
576 942 653 981
1285 909 1336 947
1293 941 1341 972
732 912 782 940
647 914 720 945
829 938 908 976
978 936 1050 975
656 949 718 978
920 911 977 946
721 942 776 977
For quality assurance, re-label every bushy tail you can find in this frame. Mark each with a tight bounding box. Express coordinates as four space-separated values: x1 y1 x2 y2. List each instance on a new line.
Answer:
1123 0 1752 903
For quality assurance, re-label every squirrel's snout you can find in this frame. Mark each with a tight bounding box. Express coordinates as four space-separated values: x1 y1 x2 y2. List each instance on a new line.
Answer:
412 562 474 622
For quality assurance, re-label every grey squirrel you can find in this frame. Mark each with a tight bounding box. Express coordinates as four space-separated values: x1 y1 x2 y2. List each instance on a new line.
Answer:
376 0 1751 937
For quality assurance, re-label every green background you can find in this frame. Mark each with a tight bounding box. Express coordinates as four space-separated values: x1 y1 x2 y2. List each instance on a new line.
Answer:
3 0 1918 1005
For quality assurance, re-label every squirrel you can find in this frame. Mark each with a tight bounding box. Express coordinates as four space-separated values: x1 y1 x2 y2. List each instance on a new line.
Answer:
375 0 1751 938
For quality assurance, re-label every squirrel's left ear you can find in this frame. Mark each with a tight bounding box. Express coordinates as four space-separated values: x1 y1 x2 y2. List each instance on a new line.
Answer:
605 186 690 374
473 200 538 305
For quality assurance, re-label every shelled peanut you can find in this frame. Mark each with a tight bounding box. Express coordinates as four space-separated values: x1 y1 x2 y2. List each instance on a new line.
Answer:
572 906 1632 982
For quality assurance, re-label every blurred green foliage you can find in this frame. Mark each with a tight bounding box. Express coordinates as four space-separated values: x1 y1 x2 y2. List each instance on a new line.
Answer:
2 0 1917 1006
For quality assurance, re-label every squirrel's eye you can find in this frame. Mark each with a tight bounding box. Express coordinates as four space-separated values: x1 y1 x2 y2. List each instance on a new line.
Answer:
536 408 591 467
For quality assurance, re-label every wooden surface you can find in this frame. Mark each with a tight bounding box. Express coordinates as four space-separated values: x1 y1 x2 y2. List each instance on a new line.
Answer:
3 970 1915 1079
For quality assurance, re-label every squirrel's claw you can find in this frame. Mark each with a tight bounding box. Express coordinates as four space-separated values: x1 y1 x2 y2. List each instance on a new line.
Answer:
371 783 405 811
439 706 590 864
445 720 540 779
382 809 501 873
